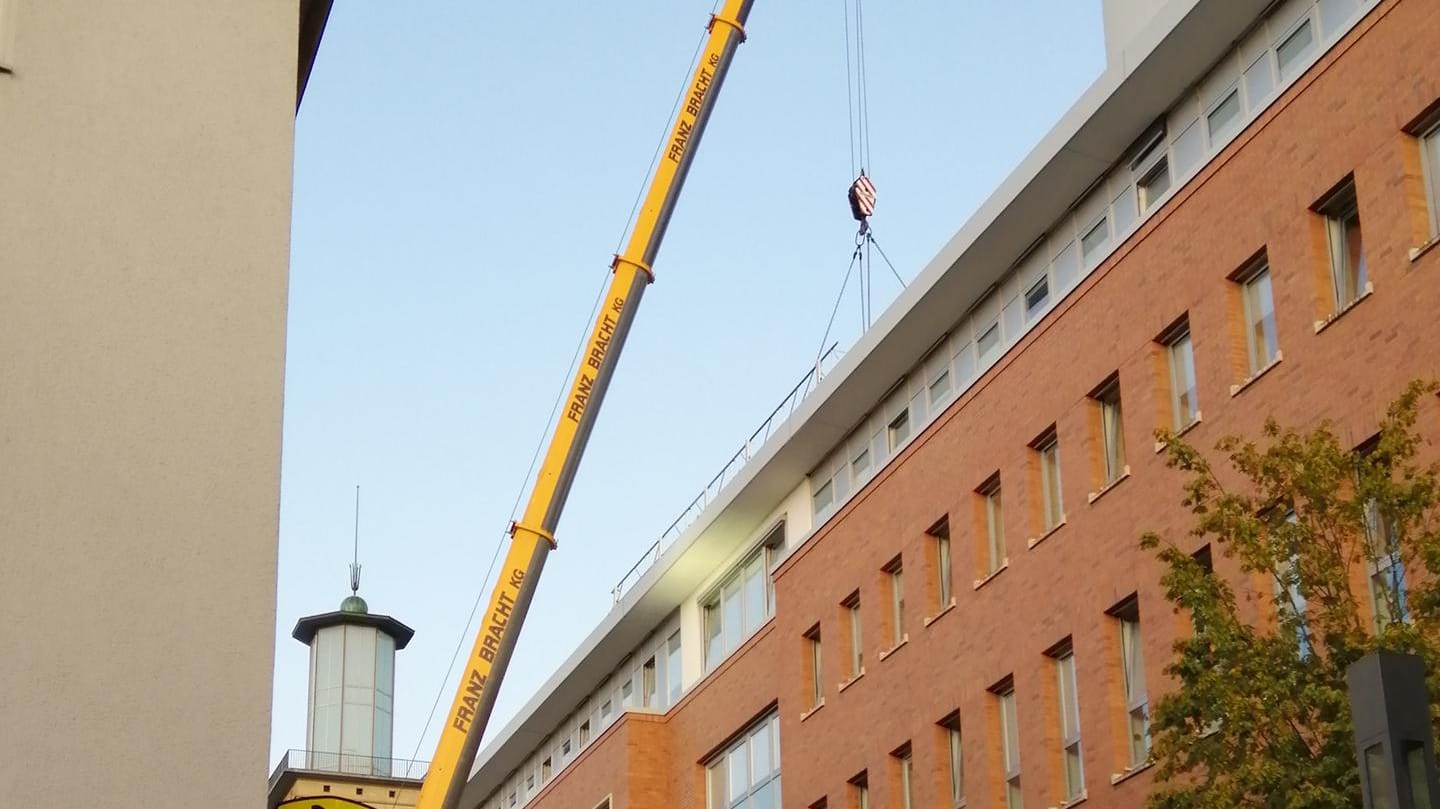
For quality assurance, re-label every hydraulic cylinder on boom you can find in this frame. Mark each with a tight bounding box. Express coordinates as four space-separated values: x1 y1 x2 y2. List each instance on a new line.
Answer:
414 3 756 809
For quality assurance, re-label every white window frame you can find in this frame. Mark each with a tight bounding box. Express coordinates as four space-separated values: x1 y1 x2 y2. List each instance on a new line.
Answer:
895 746 915 809
886 557 905 647
932 518 952 608
1035 430 1064 532
706 713 781 809
701 538 781 670
1054 646 1084 802
1238 261 1279 374
1417 114 1440 239
806 625 823 708
1111 596 1150 767
666 630 683 705
1319 182 1367 311
982 477 1005 573
1094 378 1126 486
997 683 1022 809
844 591 863 677
1165 325 1199 431
1364 499 1409 630
943 716 965 808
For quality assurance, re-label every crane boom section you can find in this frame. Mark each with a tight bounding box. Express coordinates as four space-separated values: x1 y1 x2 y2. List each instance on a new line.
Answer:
416 4 754 809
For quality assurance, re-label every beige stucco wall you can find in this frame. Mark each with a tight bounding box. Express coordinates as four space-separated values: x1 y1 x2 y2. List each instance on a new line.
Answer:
0 3 298 807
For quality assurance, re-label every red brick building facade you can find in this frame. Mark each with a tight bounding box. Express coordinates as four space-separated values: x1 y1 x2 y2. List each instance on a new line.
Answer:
464 1 1440 808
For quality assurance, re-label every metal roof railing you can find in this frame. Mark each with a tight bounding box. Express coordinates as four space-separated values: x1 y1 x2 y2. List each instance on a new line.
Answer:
271 748 429 786
610 343 841 604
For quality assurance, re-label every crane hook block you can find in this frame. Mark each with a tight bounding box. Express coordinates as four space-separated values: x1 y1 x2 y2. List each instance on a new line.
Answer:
849 172 877 223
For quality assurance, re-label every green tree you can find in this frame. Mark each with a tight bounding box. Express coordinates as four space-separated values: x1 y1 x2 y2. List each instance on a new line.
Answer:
1141 380 1440 809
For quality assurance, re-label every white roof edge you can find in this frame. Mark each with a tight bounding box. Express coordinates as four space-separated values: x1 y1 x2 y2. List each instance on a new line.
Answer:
462 0 1271 801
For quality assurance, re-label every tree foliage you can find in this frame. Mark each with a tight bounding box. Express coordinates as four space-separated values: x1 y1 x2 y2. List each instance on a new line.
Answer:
1142 380 1440 809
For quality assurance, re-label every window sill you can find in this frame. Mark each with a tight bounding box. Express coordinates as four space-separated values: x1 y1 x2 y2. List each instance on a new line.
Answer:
1110 760 1155 786
1087 468 1131 504
923 598 958 628
1027 518 1068 550
1229 351 1283 397
973 561 1009 590
1049 792 1088 809
1154 412 1202 453
878 636 909 662
799 699 825 722
1313 282 1374 333
1409 234 1440 262
838 670 865 693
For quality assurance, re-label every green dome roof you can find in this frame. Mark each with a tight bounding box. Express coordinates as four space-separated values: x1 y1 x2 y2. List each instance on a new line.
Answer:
339 594 369 614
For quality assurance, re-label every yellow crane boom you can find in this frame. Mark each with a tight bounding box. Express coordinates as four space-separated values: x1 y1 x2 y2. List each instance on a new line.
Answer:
416 3 755 808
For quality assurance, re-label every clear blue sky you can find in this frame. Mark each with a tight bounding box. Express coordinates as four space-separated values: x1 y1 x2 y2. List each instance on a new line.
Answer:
274 0 1105 767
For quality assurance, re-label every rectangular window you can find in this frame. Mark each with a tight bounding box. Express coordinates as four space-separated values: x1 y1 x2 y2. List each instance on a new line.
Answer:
621 678 634 708
1131 127 1171 212
1033 428 1064 532
542 757 552 782
1163 321 1199 431
1417 114 1440 239
1024 276 1050 320
977 321 1001 364
885 556 905 647
995 680 1022 809
579 720 591 746
929 368 952 405
1275 511 1312 657
930 517 952 608
850 772 869 809
888 409 912 452
1206 88 1242 144
562 738 572 757
844 591 863 677
941 713 965 808
1080 218 1109 266
641 656 657 708
1317 180 1367 311
893 744 914 809
1365 499 1409 629
706 713 780 809
813 478 834 515
852 446 872 479
1053 644 1084 801
1109 596 1150 767
703 545 778 669
1092 376 1126 486
667 630 683 704
806 625 823 708
1276 17 1315 80
1239 261 1279 373
980 475 1005 574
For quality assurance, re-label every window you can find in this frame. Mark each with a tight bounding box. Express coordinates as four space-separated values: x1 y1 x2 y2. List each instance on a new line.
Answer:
1274 511 1312 658
1033 428 1064 533
703 544 777 669
980 476 1005 574
929 368 952 405
1080 218 1109 266
542 757 552 782
1416 112 1440 239
888 409 911 452
601 699 612 721
641 656 657 708
1053 644 1084 802
1131 129 1171 213
844 591 863 677
977 321 1001 363
526 773 535 792
893 744 914 809
707 714 781 809
813 479 834 515
508 791 517 808
941 713 965 808
930 517 953 608
562 738 572 757
852 446 871 478
1317 180 1367 311
1163 321 1199 431
1206 88 1242 144
1276 17 1315 80
994 680 1022 809
1365 498 1409 629
667 630 683 704
850 772 869 809
1109 596 1150 767
579 720 591 746
621 679 634 709
1092 376 1126 486
1238 260 1279 373
884 557 905 647
805 625 823 708
1024 276 1050 320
